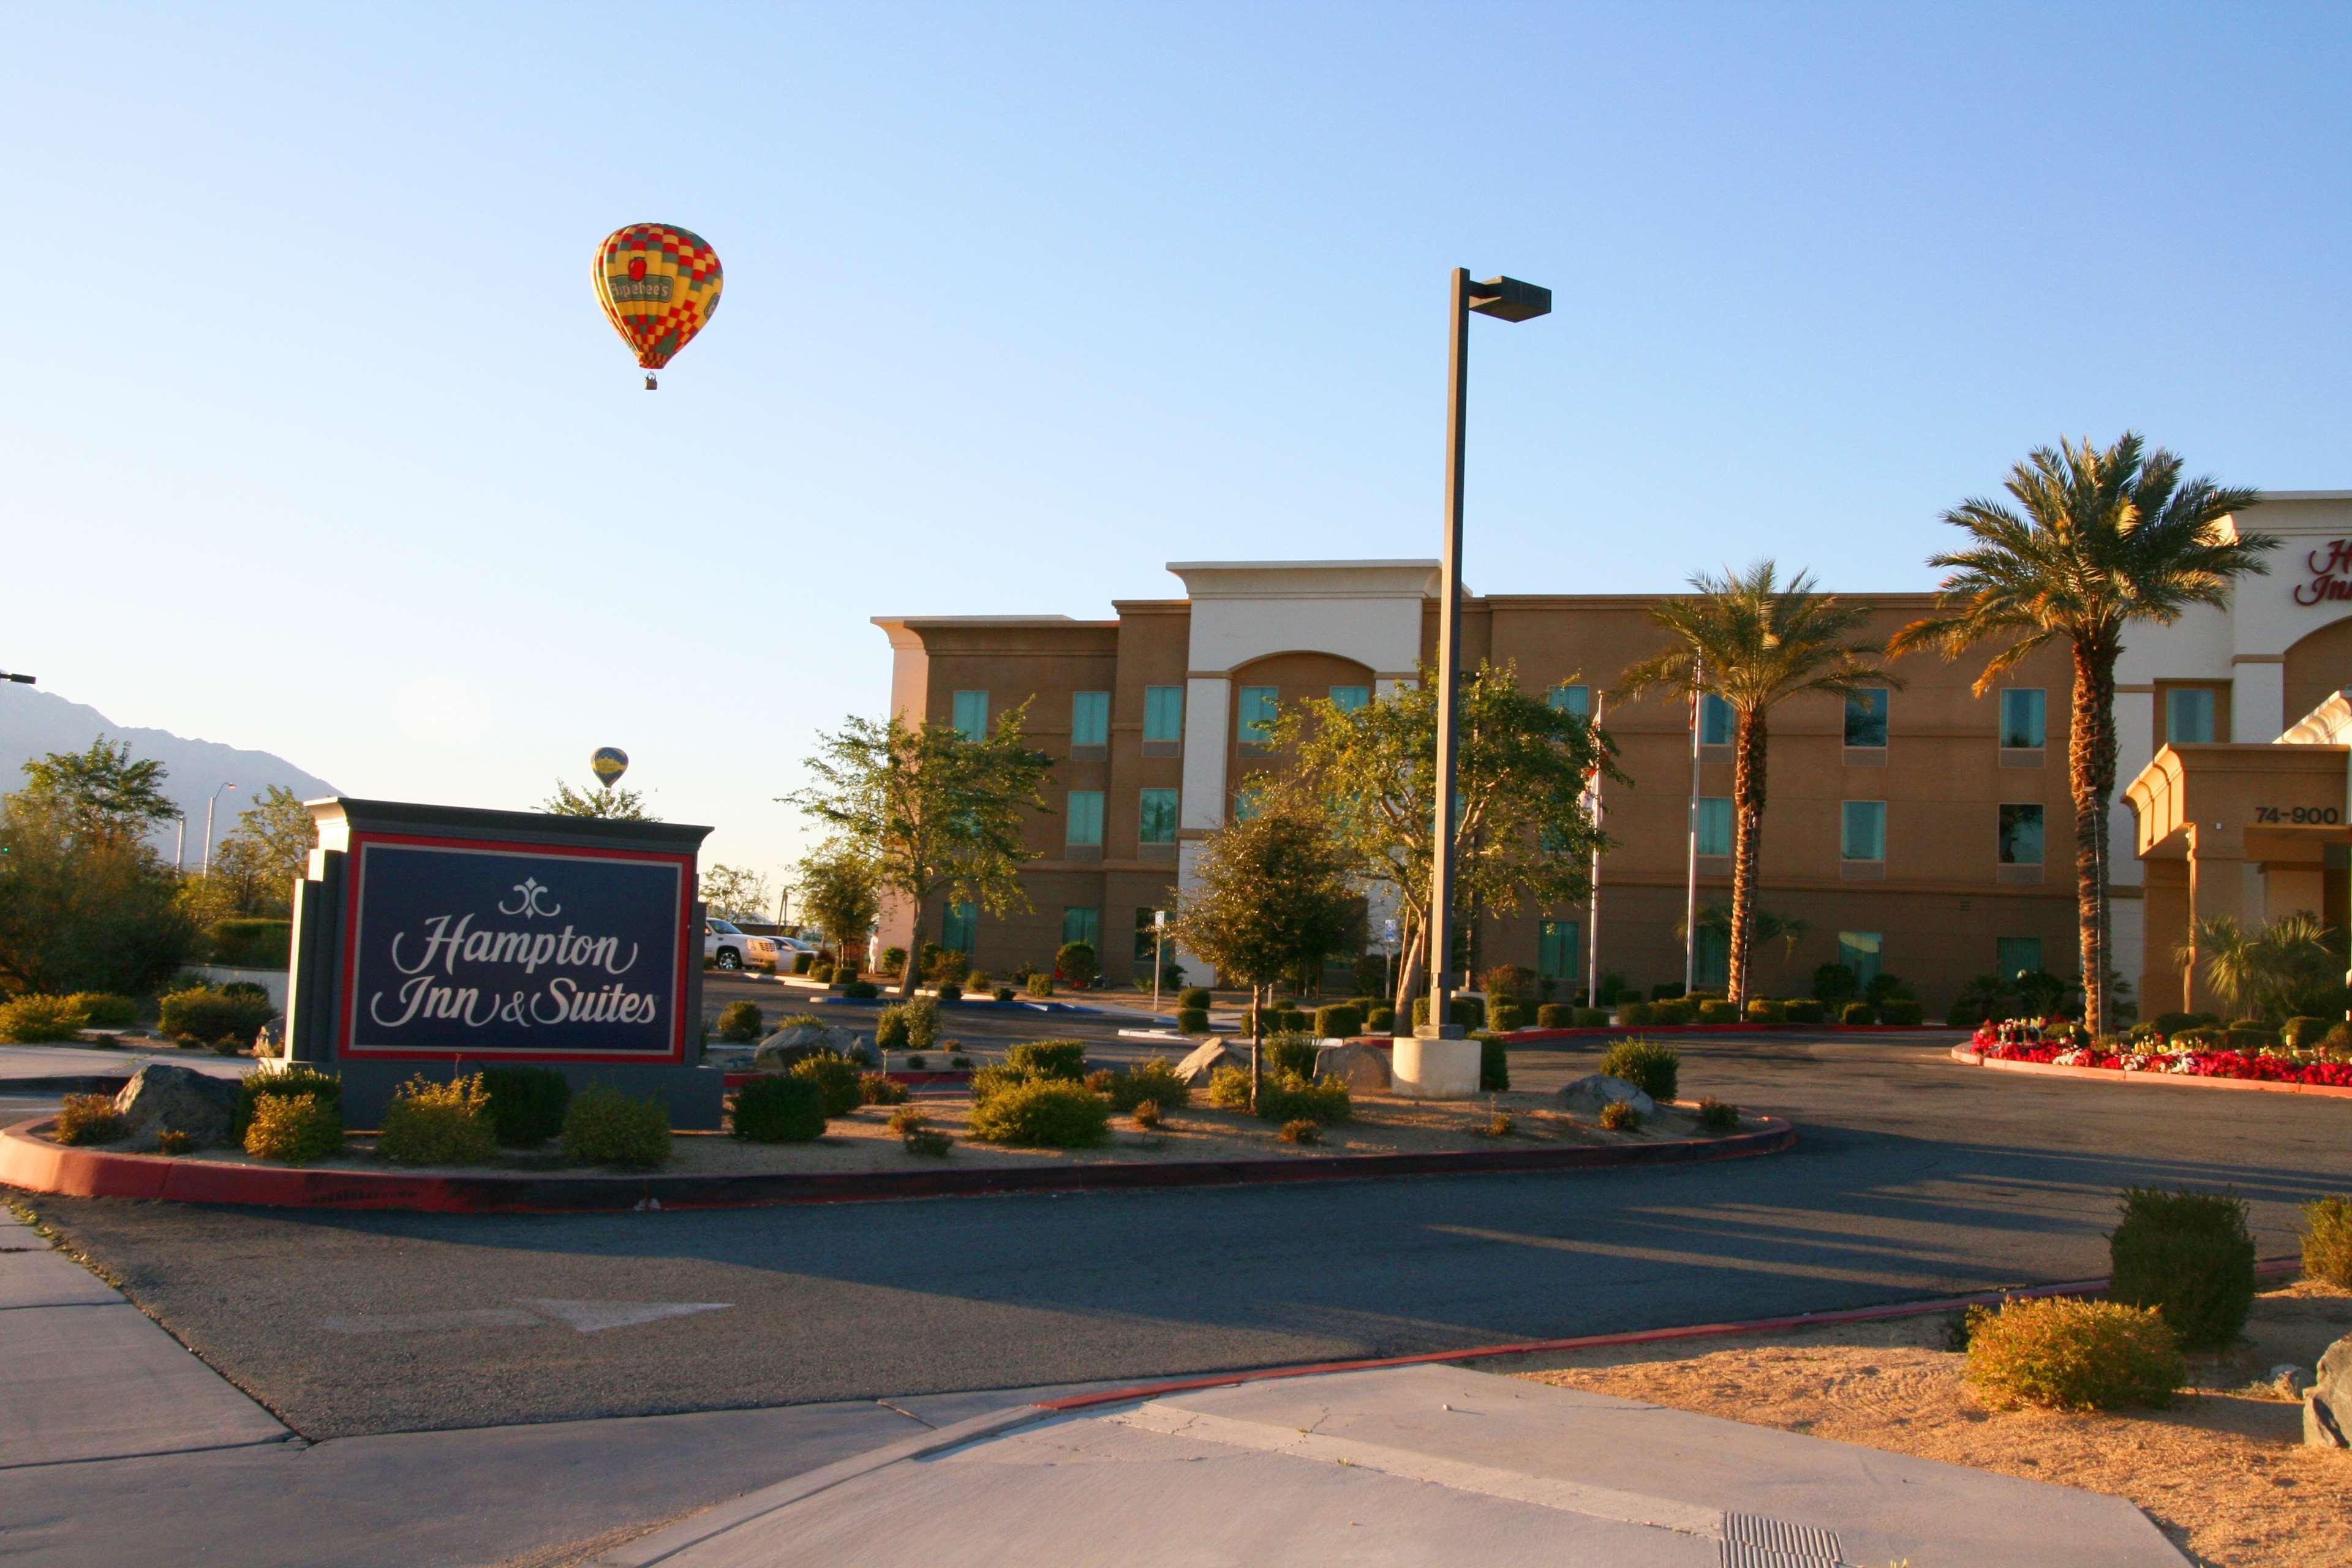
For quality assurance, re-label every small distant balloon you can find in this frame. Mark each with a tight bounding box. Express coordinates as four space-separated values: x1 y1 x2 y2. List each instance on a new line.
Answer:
592 223 723 390
590 747 630 787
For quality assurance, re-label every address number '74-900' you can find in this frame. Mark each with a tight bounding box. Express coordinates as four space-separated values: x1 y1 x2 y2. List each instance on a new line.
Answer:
2255 805 2342 824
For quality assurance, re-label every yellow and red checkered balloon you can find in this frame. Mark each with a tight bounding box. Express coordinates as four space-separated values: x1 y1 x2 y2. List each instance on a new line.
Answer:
592 224 723 383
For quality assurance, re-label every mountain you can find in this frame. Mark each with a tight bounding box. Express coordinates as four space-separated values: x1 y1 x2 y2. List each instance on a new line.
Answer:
0 687 339 865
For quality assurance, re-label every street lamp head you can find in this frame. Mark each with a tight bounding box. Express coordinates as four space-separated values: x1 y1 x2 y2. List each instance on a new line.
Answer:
1468 276 1551 323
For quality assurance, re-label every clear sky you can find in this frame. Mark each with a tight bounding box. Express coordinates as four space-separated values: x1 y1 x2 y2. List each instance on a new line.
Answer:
8 2 2348 889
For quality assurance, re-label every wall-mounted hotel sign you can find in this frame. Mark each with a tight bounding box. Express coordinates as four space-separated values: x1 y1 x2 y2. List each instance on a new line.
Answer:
2293 540 2352 605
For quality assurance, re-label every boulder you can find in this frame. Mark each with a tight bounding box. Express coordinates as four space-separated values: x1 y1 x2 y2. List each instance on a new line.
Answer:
1172 1040 1248 1086
112 1063 239 1152
2308 1333 2352 1451
752 1022 867 1070
1557 1073 1657 1119
254 1014 288 1057
1314 1040 1392 1091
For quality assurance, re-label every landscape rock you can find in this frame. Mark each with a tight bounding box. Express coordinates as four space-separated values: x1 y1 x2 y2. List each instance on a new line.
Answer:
1557 1073 1657 1119
1314 1040 1392 1091
112 1063 239 1151
2308 1333 2352 1450
752 1022 868 1070
1172 1040 1248 1086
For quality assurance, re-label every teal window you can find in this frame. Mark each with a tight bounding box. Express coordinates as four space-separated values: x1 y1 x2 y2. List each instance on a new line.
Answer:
1996 936 2043 978
2166 687 2215 744
1838 931 1882 987
1237 686 1278 745
1134 907 1169 963
1694 926 1729 991
1696 797 1733 858
1548 684 1589 717
1539 919 1580 981
1138 787 1178 844
1065 790 1104 847
941 901 976 954
1842 800 1887 861
1329 685 1370 713
951 690 988 741
1071 690 1109 747
2000 688 2046 749
1844 688 1888 748
1698 693 1734 745
1999 803 2044 865
1144 685 1184 742
1061 906 1100 949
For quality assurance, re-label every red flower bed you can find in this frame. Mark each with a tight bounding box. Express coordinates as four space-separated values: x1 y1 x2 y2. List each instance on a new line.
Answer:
1975 1036 2352 1087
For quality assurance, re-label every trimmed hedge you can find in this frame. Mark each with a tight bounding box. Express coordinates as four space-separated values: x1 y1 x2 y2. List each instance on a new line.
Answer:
1261 1034 1319 1080
790 1051 865 1117
1175 1007 1211 1035
375 1074 497 1166
1877 999 1923 1026
1781 997 1825 1024
207 918 291 968
1409 995 1486 1032
64 992 138 1030
1616 1001 1653 1026
2283 1016 2331 1050
1574 1006 1608 1027
1487 1001 1526 1033
1840 1001 1877 1025
731 1074 826 1142
159 986 276 1047
1599 1038 1679 1102
1007 1039 1088 1080
0 995 86 1042
1536 1003 1573 1029
968 1078 1111 1147
1695 1000 1739 1025
481 1066 570 1147
1480 1036 1509 1091
1366 1005 1397 1033
1177 987 1212 1011
1648 1000 1694 1026
2108 1187 2256 1351
1313 1002 1363 1039
560 1087 672 1169
1744 999 1785 1025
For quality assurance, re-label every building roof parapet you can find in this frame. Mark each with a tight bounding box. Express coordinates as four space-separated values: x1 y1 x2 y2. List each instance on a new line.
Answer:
1166 560 1446 600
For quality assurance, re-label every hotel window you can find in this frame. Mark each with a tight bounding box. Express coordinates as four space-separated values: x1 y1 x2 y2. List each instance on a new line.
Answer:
2166 687 2216 744
1548 684 1590 718
1137 787 1178 844
941 901 976 954
1237 686 1278 745
2000 688 2046 749
1999 803 2045 865
1698 693 1735 745
1694 925 1729 992
1061 906 1100 949
1065 790 1104 847
1996 936 2043 979
1838 931 1882 987
1329 685 1371 712
1844 688 1889 748
951 690 989 741
1539 919 1580 981
1841 800 1887 862
1696 797 1733 858
1143 685 1185 742
1071 690 1109 747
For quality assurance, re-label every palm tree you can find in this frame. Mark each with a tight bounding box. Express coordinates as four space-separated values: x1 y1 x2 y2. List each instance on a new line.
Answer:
1618 562 1899 1007
1890 435 2267 1035
2174 912 2342 1021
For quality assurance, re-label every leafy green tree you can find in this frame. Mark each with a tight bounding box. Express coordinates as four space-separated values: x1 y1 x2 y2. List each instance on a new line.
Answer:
542 778 657 820
786 706 1054 998
18 737 178 848
0 791 197 996
794 841 881 968
699 864 772 923
206 784 317 915
1264 662 1614 1016
1891 435 2268 1033
1618 562 1898 1008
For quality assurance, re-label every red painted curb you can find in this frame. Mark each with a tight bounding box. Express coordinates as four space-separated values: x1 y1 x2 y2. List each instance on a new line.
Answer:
0 1113 1794 1215
717 1069 972 1091
1030 1254 2307 1414
1949 1044 2352 1100
1504 1024 1957 1042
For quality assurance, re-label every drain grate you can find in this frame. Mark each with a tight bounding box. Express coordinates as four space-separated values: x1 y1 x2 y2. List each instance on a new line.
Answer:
1719 1512 1842 1567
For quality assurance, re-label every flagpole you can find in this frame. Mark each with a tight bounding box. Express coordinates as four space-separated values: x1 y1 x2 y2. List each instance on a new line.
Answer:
1684 660 1703 997
1586 693 1605 1011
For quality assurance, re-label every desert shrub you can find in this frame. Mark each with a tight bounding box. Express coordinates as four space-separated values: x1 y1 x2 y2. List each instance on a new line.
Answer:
880 946 907 977
1811 961 1860 1007
1878 999 1923 1027
2151 1010 2204 1036
936 982 962 1003
904 1126 952 1156
2108 1187 2256 1351
2173 1025 2225 1046
1177 987 1212 1011
53 1092 124 1145
2283 1016 2329 1049
790 1050 865 1117
810 961 835 982
1777 997 1823 1024
1649 1000 1694 1025
1207 1064 1254 1109
2299 1196 2352 1289
731 1074 826 1142
886 1104 927 1135
1744 999 1785 1025
1006 1039 1087 1080
560 1087 672 1169
1616 1001 1654 1026
791 951 813 974
221 981 268 1000
2225 1021 2275 1050
716 1001 763 1042
949 1052 974 1068
842 979 880 1000
1692 1000 1736 1025
875 1005 911 1052
1409 995 1486 1032
968 1077 1110 1147
1480 1036 1509 1092
1536 1003 1572 1029
159 986 276 1047
1104 1058 1189 1112
1278 1118 1321 1145
1255 1072 1351 1125
1695 1098 1740 1133
1260 1032 1317 1080
1131 1098 1164 1129
1313 1002 1363 1039
1025 972 1056 997
376 1074 498 1166
1599 1038 1679 1102
0 994 86 1042
1839 1001 1877 1025
1175 1007 1211 1035
63 992 137 1030
992 986 1015 1001
479 1066 570 1147
1962 1297 2183 1411
156 1129 195 1155
1366 1006 1397 1033
859 1072 910 1106
967 1064 1030 1104
1481 963 1537 1001
1485 1110 1513 1137
1055 941 1099 989
1572 1006 1608 1027
244 1092 345 1164
1487 1001 1526 1033
1599 1099 1643 1132
1276 1006 1310 1034
905 1054 928 1070
902 995 940 1047
233 1065 342 1137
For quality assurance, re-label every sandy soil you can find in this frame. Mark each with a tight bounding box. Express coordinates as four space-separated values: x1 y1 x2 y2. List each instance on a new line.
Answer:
1505 1281 2352 1568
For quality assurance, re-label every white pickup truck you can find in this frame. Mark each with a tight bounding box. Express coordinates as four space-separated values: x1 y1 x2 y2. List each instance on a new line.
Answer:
703 919 780 972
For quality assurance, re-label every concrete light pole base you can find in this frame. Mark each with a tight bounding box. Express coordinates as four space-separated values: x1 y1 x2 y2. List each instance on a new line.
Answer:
1393 1035 1481 1099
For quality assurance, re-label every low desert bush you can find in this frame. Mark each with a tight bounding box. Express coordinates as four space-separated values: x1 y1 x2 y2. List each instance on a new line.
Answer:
731 1074 826 1142
2300 1196 2352 1289
1480 1036 1509 1092
159 986 275 1048
1024 973 1056 998
1780 997 1826 1024
1006 1039 1087 1080
1313 1002 1363 1039
53 1092 125 1145
2283 1016 2331 1050
1572 1006 1608 1027
903 1126 952 1156
809 961 835 982
1616 1001 1654 1026
1648 1000 1694 1025
841 979 880 1000
560 1087 672 1170
905 1054 927 1070
1484 1110 1513 1137
1599 1038 1679 1102
1839 1001 1877 1026
949 1051 974 1068
1207 1064 1254 1109
1254 1072 1351 1125
1260 1032 1317 1080
480 1066 570 1147
790 1050 865 1117
1175 1007 1211 1035
885 1104 926 1136
244 1092 344 1164
1743 999 1785 1025
1409 995 1486 1033
157 1129 195 1156
1877 999 1924 1027
1104 1057 1190 1112
791 951 813 974
859 1072 910 1106
2109 1187 2256 1350
1536 1003 1572 1029
1177 986 1212 1011
1599 1099 1643 1132
992 986 1016 1002
1131 1098 1164 1129
967 1063 1029 1104
1962 1297 2183 1411
936 982 962 1003
967 1077 1110 1147
1695 1000 1740 1026
375 1074 498 1166
715 1001 763 1042
1695 1098 1740 1133
0 994 86 1042
63 992 138 1030
233 1065 342 1137
1278 1118 1321 1145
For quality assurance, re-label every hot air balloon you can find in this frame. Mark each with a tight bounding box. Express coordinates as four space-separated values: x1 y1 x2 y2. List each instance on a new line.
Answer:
590 747 630 787
592 224 723 390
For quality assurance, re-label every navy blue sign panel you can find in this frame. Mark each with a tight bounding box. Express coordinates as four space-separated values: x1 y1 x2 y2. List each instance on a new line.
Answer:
339 835 692 1061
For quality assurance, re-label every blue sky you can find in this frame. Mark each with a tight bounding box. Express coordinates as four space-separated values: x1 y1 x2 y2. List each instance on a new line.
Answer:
7 2 2348 885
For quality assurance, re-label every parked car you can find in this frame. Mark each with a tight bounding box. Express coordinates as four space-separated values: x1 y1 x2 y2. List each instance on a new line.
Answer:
704 919 780 971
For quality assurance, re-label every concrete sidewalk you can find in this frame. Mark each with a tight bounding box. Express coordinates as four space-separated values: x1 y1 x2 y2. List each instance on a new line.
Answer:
0 1042 251 1092
603 1364 2188 1568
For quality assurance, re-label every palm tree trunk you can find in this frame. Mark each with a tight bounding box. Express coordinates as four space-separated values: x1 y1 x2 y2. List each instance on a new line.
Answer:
2070 635 2119 1034
1726 708 1768 1008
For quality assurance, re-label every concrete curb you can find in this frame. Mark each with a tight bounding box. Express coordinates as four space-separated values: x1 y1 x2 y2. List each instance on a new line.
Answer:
1506 1023 1960 1042
0 1112 1795 1214
1948 1042 2352 1099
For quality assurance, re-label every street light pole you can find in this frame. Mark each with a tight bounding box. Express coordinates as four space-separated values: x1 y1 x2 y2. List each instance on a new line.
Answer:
201 783 235 876
1684 658 1704 997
